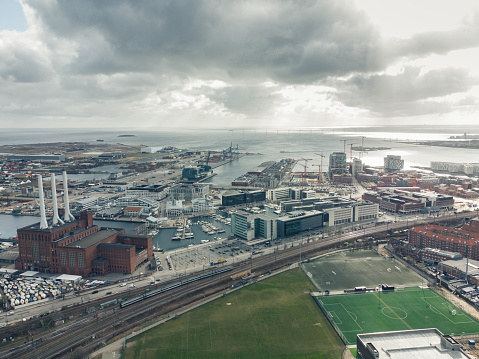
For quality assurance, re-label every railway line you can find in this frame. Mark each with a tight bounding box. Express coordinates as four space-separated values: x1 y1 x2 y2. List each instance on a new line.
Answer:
0 210 473 358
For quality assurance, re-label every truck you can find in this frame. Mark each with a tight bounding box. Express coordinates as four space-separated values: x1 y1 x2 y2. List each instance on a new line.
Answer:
210 259 227 266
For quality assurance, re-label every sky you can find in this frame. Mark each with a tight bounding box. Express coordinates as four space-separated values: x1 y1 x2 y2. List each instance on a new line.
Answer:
1 0 479 129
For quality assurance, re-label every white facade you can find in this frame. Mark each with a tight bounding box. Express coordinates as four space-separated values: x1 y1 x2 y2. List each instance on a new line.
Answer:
431 161 479 174
352 158 363 176
325 206 353 226
141 146 164 153
324 202 378 226
192 198 214 213
126 188 168 200
255 215 277 240
353 202 379 222
166 200 185 217
302 190 316 199
75 196 99 210
231 211 255 241
267 187 291 201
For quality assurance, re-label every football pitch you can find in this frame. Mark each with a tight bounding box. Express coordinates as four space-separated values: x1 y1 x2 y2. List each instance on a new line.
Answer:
315 287 479 345
303 249 424 292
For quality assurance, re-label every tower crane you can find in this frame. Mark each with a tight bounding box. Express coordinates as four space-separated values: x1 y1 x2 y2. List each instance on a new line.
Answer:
315 152 325 188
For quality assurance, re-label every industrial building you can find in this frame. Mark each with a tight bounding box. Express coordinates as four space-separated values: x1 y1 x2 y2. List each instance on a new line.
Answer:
15 172 152 276
438 258 479 288
6 154 66 162
357 328 472 359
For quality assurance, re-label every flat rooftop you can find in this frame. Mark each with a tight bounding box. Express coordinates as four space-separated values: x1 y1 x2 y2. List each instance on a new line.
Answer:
66 229 120 249
20 218 81 232
98 243 134 250
358 329 471 359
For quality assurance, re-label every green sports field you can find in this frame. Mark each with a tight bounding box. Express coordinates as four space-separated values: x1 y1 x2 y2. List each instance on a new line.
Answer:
123 268 344 359
303 249 424 293
315 287 479 345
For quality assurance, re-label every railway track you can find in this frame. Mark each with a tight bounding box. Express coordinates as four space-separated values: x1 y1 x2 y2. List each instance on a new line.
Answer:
0 211 473 358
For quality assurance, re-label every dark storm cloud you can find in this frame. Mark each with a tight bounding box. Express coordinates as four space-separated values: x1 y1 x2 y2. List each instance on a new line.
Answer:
2 0 478 126
334 66 477 116
25 0 384 82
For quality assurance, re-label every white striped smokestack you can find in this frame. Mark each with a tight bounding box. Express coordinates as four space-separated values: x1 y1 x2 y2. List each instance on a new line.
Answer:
38 174 48 229
51 173 64 226
62 171 75 222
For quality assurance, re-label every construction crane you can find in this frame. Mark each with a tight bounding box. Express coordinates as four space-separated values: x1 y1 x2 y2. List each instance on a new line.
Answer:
340 139 347 153
296 162 307 189
315 152 325 188
348 143 358 162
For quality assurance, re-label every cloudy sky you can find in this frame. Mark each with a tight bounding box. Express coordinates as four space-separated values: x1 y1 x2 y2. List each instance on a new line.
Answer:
1 0 479 129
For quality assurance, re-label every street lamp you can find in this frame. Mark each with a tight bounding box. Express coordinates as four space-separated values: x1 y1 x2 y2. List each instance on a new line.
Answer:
320 274 325 296
378 271 382 309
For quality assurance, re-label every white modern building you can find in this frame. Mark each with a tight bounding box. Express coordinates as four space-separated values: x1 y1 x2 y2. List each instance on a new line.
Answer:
231 210 255 241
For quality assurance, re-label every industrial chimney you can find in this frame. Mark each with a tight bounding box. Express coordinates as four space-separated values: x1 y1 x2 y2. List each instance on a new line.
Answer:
38 174 48 229
51 173 64 226
62 171 75 222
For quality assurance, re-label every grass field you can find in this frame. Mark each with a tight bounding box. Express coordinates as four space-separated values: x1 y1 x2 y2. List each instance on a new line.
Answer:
123 268 344 359
303 249 424 293
316 287 479 345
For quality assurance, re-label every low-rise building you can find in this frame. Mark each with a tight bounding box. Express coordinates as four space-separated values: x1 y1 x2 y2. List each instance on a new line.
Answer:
357 328 471 359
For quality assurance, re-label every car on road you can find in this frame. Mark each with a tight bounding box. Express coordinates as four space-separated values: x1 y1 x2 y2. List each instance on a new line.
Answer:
92 290 99 294
106 291 112 295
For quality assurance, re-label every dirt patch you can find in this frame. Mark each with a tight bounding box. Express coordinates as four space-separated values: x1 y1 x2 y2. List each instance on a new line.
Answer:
314 323 322 327
126 341 137 348
226 303 232 306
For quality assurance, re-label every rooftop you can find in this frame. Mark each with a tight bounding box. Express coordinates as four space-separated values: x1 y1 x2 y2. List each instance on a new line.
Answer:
98 243 134 250
20 218 81 233
66 229 120 249
358 329 471 359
